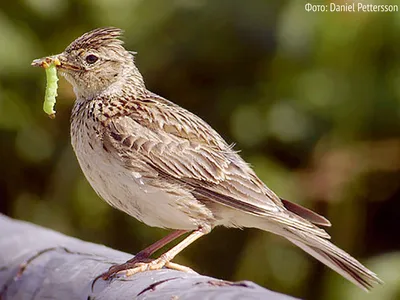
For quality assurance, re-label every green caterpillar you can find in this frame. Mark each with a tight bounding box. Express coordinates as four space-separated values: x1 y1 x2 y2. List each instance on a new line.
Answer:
43 61 59 119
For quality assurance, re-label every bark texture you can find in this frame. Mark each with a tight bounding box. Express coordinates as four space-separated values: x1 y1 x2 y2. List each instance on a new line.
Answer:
0 214 297 300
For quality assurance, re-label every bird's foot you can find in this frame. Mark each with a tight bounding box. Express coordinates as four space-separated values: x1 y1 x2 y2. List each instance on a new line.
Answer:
125 259 196 276
122 257 196 277
100 258 152 280
100 256 195 281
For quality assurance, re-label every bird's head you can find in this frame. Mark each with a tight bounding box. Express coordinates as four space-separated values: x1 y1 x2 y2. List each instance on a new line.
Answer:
32 27 144 100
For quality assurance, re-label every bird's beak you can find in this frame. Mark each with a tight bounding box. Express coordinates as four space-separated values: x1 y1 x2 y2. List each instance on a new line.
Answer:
31 54 82 71
31 55 61 68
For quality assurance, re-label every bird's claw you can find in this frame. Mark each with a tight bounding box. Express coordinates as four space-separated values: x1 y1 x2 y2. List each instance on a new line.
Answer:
100 258 153 280
122 259 197 276
98 258 196 282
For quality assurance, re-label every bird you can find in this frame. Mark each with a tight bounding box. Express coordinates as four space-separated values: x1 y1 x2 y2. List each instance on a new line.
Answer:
32 27 382 291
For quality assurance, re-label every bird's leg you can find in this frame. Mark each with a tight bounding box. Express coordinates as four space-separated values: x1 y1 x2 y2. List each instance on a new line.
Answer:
127 229 188 263
101 229 188 280
104 227 208 279
123 227 207 277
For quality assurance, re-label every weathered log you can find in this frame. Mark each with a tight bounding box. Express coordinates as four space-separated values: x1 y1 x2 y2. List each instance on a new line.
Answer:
0 214 297 299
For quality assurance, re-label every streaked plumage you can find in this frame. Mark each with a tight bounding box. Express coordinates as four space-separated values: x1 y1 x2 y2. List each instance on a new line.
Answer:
32 27 382 291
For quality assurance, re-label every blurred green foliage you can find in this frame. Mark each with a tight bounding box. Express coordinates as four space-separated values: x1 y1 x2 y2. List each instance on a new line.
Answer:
1 0 400 299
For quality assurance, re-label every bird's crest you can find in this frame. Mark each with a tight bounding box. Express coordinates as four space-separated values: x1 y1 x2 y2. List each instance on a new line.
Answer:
65 27 124 52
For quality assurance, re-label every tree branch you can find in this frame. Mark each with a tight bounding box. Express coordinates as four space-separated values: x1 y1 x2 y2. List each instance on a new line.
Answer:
0 214 297 300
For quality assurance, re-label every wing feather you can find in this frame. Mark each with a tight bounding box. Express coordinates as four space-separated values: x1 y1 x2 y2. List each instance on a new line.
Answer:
102 94 328 237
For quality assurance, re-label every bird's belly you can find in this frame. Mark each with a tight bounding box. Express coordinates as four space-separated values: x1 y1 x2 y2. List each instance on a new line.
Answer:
71 128 212 230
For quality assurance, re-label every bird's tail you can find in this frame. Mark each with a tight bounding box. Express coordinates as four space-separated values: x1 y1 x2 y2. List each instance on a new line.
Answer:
281 226 382 291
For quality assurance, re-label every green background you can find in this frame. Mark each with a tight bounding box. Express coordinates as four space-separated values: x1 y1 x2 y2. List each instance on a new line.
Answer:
1 0 399 299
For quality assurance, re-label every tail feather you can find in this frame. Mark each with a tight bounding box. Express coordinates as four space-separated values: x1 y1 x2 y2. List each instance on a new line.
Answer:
284 228 382 291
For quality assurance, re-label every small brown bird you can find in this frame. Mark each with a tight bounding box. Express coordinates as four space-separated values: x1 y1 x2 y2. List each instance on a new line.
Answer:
32 27 382 290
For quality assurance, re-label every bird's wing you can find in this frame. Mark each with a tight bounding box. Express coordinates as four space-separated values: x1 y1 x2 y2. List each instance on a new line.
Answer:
102 95 329 234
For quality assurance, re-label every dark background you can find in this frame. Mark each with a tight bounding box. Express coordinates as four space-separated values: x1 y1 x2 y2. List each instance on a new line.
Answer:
1 1 399 299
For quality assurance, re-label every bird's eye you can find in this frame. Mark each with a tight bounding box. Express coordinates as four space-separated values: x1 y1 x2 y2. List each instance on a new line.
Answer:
86 54 98 64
